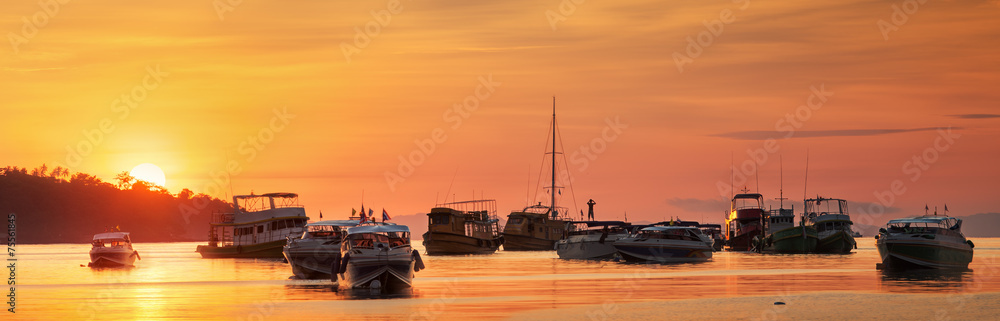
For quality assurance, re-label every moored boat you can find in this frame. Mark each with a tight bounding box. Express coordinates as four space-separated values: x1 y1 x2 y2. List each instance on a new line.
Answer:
337 224 425 290
876 214 973 270
196 192 309 258
283 220 359 279
423 199 504 255
502 101 575 251
756 207 818 253
698 224 725 251
805 197 857 254
613 226 713 263
556 221 631 260
725 192 765 251
89 231 140 267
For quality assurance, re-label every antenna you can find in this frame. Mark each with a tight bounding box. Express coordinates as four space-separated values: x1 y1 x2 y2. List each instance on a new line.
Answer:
803 149 810 201
776 155 787 209
730 152 734 199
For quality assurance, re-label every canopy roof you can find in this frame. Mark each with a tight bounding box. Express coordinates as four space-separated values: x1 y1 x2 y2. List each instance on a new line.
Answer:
93 232 129 240
348 224 410 235
235 192 298 199
570 220 630 227
640 226 699 232
307 220 360 227
887 216 959 224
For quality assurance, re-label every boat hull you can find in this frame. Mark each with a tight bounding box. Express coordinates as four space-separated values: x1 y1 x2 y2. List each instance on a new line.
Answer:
283 242 343 279
726 230 761 252
502 233 557 251
197 239 287 258
342 252 415 290
556 235 624 260
89 248 137 267
815 230 856 254
767 226 818 254
877 237 973 270
422 232 501 255
613 241 713 263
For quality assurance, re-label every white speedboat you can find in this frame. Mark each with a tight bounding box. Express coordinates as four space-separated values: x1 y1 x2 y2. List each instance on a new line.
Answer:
555 221 631 260
283 220 359 279
336 224 425 290
89 232 140 267
876 215 974 270
613 226 713 263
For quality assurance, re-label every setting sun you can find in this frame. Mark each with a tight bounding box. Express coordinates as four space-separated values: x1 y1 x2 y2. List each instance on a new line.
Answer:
129 163 166 187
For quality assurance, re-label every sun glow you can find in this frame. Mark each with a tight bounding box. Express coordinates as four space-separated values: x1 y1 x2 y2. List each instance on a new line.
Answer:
129 163 166 187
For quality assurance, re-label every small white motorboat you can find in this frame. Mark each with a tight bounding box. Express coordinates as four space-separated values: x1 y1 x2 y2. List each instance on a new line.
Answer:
89 231 140 267
555 221 631 260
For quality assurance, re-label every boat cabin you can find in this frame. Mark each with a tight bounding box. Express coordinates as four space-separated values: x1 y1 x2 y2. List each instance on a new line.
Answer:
428 200 501 240
207 192 309 247
92 232 132 248
300 220 359 239
633 226 704 242
883 216 964 237
345 225 411 250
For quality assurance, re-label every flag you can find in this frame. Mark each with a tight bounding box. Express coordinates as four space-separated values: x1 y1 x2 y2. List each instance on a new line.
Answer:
319 211 323 219
382 208 391 222
352 208 357 216
361 205 365 217
359 210 368 224
945 204 949 212
369 208 374 218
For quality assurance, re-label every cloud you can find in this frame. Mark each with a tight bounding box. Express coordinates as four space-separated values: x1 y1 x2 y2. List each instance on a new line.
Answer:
947 114 1000 119
712 127 961 140
666 197 728 213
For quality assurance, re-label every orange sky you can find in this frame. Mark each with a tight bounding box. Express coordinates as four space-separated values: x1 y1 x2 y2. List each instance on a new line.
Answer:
3 0 999 226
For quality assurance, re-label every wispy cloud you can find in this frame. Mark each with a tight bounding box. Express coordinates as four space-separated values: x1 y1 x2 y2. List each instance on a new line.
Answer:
712 127 961 140
948 114 1000 119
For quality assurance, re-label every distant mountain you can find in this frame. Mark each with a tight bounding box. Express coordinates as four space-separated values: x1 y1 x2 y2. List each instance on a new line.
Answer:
956 213 1000 238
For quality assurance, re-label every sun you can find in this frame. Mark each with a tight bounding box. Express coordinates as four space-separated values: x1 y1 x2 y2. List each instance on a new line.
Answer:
129 163 166 187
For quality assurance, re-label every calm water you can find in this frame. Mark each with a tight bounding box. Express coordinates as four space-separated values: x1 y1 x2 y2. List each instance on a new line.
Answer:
10 239 1000 320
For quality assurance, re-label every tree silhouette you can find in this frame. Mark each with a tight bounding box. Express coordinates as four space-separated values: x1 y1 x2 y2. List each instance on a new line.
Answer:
115 171 136 190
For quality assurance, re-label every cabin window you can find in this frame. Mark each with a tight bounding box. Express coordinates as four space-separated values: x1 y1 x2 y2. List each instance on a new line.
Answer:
508 218 524 225
431 215 450 225
257 225 264 233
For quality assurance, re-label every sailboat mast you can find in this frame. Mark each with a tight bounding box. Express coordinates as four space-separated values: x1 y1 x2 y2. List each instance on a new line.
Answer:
551 97 557 213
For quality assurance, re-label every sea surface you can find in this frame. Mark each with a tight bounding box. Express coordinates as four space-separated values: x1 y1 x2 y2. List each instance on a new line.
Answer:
10 238 1000 320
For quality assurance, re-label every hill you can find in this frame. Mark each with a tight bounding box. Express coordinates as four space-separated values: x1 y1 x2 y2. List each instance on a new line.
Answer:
1 165 231 244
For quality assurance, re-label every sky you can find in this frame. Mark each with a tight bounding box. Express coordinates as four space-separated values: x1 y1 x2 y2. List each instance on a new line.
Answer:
3 0 999 226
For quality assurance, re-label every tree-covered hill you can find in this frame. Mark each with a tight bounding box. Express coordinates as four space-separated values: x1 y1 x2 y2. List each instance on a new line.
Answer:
1 165 231 244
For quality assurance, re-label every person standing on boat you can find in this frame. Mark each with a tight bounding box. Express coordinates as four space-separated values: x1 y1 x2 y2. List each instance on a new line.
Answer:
587 199 596 220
